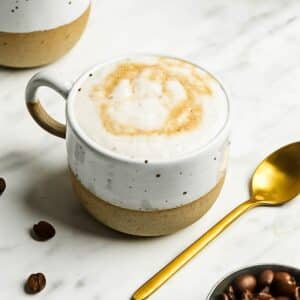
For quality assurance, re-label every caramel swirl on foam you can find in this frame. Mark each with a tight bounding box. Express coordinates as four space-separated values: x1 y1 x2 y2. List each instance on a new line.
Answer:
91 58 212 136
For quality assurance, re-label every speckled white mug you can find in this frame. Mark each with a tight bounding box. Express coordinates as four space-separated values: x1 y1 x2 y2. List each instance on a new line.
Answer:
0 0 91 67
25 56 230 236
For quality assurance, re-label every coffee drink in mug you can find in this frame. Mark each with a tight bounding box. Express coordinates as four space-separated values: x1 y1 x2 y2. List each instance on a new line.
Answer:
26 55 230 236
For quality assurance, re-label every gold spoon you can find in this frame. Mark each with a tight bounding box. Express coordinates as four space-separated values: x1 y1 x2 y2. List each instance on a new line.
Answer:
133 142 300 300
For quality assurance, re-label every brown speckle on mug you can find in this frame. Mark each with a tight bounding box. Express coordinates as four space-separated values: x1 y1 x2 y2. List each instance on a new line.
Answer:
106 178 112 189
156 174 161 178
183 191 187 195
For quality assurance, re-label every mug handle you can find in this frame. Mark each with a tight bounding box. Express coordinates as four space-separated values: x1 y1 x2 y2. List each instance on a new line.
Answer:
25 72 72 139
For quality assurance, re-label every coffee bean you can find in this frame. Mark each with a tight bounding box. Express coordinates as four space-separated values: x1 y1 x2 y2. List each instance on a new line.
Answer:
234 274 257 294
241 290 253 300
0 177 6 195
32 221 55 241
220 285 236 300
25 273 46 294
271 271 296 297
295 286 300 300
255 292 275 299
260 286 271 294
226 285 237 300
217 293 229 300
258 270 274 287
274 272 295 284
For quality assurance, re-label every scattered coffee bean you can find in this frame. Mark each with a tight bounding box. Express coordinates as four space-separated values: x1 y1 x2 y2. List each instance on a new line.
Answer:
234 274 257 294
0 177 6 195
25 273 46 294
32 221 55 241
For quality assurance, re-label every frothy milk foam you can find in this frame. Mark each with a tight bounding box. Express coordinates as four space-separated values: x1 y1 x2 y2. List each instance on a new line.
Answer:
75 56 228 161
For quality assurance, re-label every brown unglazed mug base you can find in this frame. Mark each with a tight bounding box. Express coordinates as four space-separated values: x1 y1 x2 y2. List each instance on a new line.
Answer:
70 169 225 236
0 6 90 68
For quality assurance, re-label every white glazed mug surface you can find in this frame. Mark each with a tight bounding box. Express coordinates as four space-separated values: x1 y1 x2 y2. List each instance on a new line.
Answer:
0 0 91 68
0 0 91 33
25 56 230 235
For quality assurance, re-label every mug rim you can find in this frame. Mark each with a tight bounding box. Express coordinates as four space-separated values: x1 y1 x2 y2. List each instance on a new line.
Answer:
66 54 231 165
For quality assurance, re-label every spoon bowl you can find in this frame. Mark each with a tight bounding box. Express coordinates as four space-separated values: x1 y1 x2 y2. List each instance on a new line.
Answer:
252 142 300 205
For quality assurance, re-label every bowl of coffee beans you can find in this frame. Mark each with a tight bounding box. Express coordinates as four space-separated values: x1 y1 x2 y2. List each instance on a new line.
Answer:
207 264 300 300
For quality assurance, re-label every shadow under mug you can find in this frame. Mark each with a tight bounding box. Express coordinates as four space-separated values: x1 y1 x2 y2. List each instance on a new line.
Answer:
25 56 230 236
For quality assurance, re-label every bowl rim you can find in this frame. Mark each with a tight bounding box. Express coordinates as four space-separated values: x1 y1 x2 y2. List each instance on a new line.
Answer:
206 263 300 299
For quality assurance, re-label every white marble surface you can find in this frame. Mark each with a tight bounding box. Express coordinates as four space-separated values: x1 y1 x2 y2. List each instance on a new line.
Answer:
0 1 300 299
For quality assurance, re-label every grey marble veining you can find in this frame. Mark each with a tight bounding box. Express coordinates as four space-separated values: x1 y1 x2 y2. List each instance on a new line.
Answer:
0 0 300 299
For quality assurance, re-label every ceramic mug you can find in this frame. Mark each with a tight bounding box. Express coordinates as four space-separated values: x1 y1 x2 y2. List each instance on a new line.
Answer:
25 56 230 236
0 0 91 68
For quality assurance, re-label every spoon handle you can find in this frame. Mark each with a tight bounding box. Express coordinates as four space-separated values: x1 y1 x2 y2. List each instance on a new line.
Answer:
132 199 259 300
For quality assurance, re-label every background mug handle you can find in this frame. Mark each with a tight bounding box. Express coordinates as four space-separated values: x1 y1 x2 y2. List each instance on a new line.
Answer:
25 72 72 139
